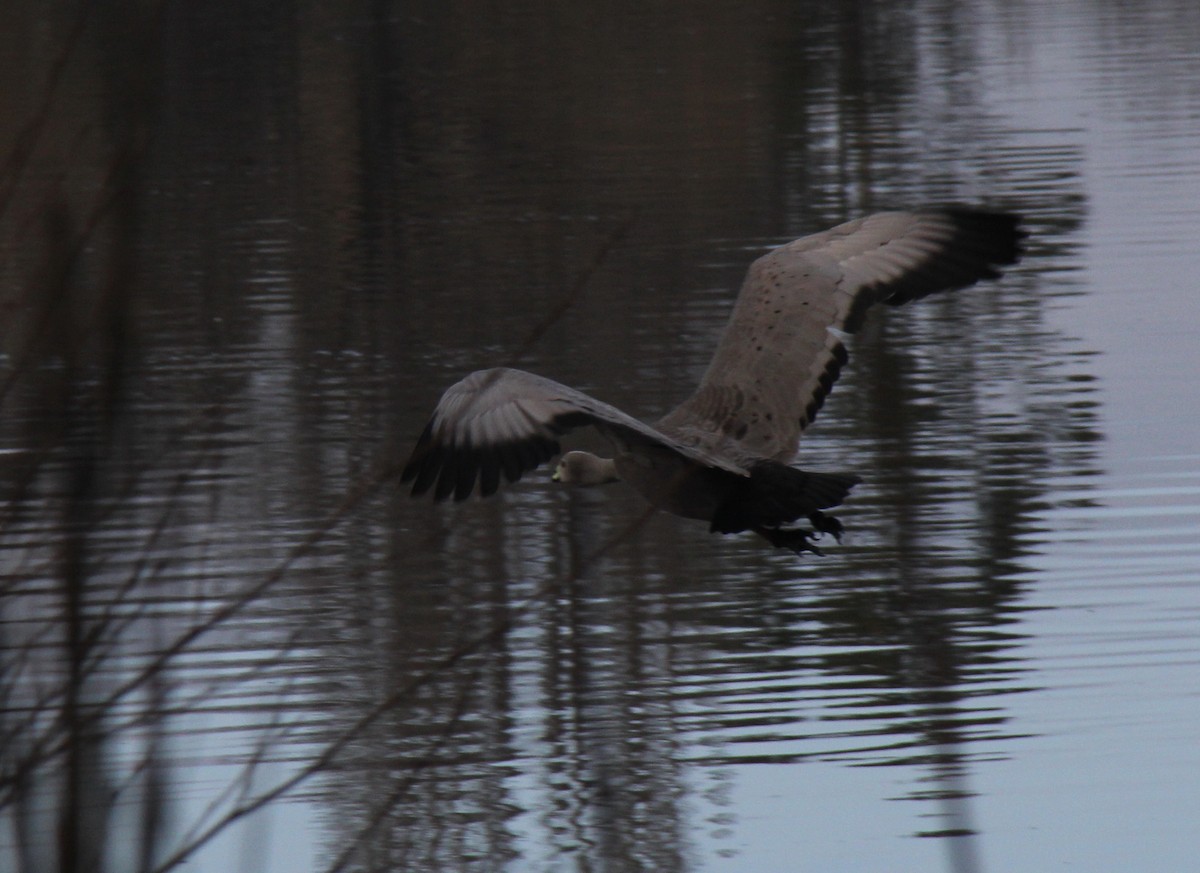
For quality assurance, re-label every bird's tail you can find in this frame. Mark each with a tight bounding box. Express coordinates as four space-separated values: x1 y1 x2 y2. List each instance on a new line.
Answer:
709 462 860 534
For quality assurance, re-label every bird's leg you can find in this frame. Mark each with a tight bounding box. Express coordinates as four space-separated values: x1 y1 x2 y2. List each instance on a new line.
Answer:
754 526 825 557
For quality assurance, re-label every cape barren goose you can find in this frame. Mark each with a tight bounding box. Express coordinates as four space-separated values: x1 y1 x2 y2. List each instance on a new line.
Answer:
402 208 1024 554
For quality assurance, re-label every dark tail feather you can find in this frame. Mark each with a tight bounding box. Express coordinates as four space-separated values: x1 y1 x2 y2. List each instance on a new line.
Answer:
710 462 860 534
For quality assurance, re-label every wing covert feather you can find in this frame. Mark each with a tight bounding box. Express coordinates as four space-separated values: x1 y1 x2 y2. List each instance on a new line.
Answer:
658 209 1023 462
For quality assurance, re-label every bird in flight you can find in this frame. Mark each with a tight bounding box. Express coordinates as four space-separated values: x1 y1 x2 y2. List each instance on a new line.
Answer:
401 209 1024 554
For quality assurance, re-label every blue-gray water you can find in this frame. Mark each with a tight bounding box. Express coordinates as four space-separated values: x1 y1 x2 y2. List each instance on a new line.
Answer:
2 2 1199 871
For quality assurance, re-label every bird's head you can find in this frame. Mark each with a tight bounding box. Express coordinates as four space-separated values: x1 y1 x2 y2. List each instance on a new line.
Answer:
552 451 619 486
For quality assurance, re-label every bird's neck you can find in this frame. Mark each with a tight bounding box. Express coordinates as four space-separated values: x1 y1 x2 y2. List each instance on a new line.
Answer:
586 455 620 485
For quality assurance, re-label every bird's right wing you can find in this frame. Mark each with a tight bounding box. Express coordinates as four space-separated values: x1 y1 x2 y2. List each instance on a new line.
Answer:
401 367 747 501
658 209 1024 462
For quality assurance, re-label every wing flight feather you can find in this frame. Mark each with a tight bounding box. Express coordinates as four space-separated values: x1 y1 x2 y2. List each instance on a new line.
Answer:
658 209 1023 461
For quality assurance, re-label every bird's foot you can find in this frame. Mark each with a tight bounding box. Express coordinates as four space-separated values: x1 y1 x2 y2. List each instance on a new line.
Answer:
756 511 844 556
758 526 825 557
808 510 844 543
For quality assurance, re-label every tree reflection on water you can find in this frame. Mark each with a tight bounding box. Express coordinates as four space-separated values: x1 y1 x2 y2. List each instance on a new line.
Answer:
0 1 1101 871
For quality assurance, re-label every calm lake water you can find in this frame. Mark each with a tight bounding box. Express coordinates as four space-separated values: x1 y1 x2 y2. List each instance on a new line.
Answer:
2 2 1199 871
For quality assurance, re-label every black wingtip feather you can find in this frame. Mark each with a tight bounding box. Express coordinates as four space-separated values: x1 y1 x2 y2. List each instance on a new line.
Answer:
453 451 481 502
433 460 458 501
400 420 436 485
408 443 445 497
498 445 525 483
479 454 502 497
401 420 565 501
880 209 1025 308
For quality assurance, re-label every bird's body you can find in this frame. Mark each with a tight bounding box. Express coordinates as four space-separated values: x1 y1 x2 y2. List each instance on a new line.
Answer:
612 447 729 522
401 208 1024 554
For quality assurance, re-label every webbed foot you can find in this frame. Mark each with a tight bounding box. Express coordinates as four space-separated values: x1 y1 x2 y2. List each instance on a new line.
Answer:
756 526 825 556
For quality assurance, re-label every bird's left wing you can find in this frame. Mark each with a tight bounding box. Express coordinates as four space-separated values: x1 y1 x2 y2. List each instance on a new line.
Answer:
401 367 747 501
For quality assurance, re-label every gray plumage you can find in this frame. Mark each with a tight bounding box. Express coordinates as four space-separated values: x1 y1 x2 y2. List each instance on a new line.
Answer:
402 208 1024 553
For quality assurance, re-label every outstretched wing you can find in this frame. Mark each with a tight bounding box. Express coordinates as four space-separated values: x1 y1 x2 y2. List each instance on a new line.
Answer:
658 209 1024 462
401 367 748 501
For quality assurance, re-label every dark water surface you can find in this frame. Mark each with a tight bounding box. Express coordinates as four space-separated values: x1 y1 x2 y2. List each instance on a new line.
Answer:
2 2 1199 871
